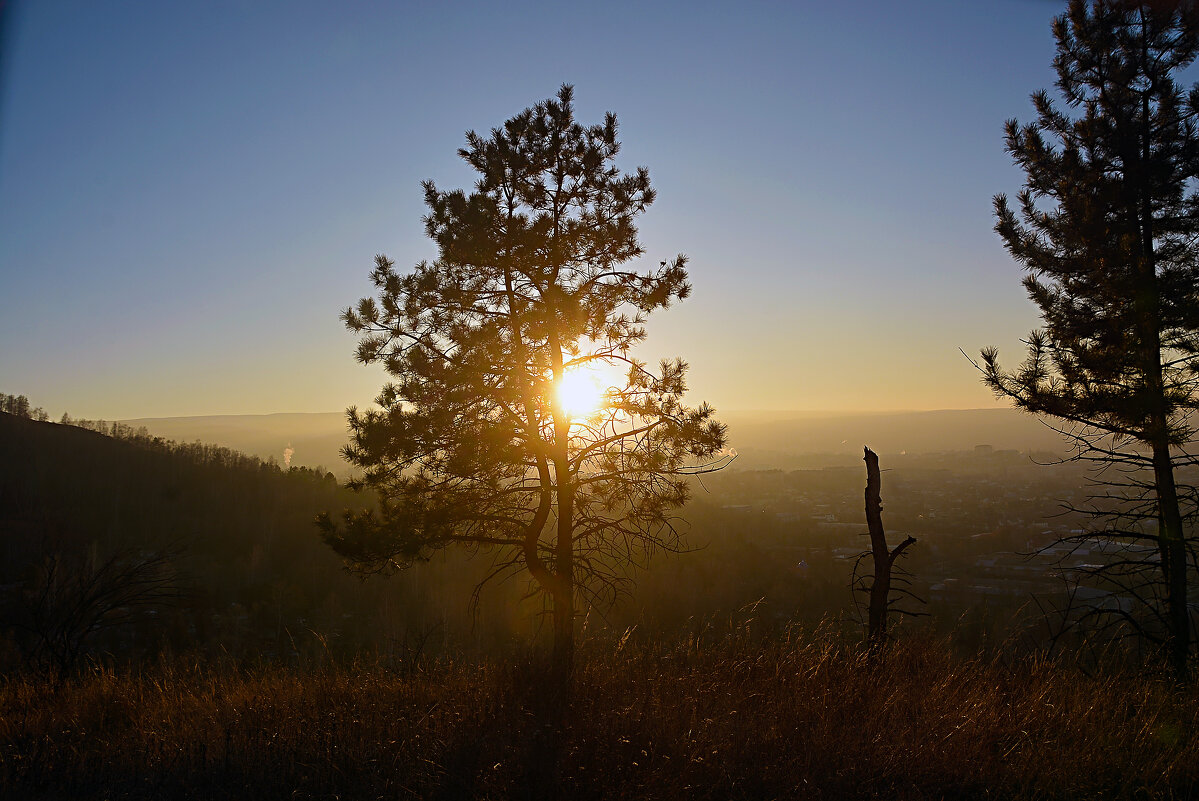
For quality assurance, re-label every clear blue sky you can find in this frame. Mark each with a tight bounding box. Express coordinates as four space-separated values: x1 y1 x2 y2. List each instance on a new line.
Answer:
0 0 1066 418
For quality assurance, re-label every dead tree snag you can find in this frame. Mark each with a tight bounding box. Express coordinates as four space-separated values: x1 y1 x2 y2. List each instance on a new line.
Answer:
860 446 917 645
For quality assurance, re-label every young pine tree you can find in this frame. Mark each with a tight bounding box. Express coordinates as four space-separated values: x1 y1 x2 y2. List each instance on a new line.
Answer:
984 0 1199 677
318 86 728 679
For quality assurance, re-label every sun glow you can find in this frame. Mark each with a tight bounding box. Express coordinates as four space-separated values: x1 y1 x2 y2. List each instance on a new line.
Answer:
555 363 611 420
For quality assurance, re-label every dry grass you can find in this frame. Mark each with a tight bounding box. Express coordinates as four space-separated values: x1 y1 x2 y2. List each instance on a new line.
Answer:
1 630 1196 800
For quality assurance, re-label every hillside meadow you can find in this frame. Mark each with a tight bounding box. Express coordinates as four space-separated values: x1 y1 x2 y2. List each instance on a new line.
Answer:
2 629 1196 800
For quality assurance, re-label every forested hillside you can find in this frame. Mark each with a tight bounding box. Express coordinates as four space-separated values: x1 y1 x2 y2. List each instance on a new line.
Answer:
0 412 536 671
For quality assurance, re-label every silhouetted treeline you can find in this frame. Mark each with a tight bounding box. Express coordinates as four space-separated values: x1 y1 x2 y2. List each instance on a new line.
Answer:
0 393 48 422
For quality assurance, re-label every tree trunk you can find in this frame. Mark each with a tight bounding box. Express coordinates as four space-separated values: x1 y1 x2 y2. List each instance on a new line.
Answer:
864 447 890 643
1151 435 1189 679
1136 101 1190 679
1139 293 1188 680
1138 307 1187 678
549 419 573 681
551 475 575 682
863 447 916 646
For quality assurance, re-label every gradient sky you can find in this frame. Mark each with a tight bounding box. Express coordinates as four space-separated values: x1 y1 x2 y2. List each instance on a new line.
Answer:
0 0 1068 419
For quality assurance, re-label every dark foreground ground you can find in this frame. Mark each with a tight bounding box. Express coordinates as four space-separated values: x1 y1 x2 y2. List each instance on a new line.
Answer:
1 632 1196 800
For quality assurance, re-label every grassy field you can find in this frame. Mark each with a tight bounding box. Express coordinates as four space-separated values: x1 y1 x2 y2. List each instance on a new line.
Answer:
1 630 1196 800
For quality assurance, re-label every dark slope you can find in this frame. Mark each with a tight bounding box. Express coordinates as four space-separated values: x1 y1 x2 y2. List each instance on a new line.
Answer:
0 412 503 667
0 411 348 568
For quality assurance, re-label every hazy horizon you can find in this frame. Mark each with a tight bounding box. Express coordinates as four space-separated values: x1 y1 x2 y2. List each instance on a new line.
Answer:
94 406 1068 477
114 404 1028 421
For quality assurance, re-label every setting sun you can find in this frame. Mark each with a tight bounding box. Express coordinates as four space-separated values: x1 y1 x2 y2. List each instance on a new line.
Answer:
555 363 610 419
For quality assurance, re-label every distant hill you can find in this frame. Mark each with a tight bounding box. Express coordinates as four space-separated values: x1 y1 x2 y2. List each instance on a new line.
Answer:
0 411 520 669
0 411 367 665
122 412 351 475
122 408 1070 474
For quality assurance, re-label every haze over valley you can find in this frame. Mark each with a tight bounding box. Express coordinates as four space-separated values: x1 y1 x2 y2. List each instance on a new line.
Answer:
120 407 1069 476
